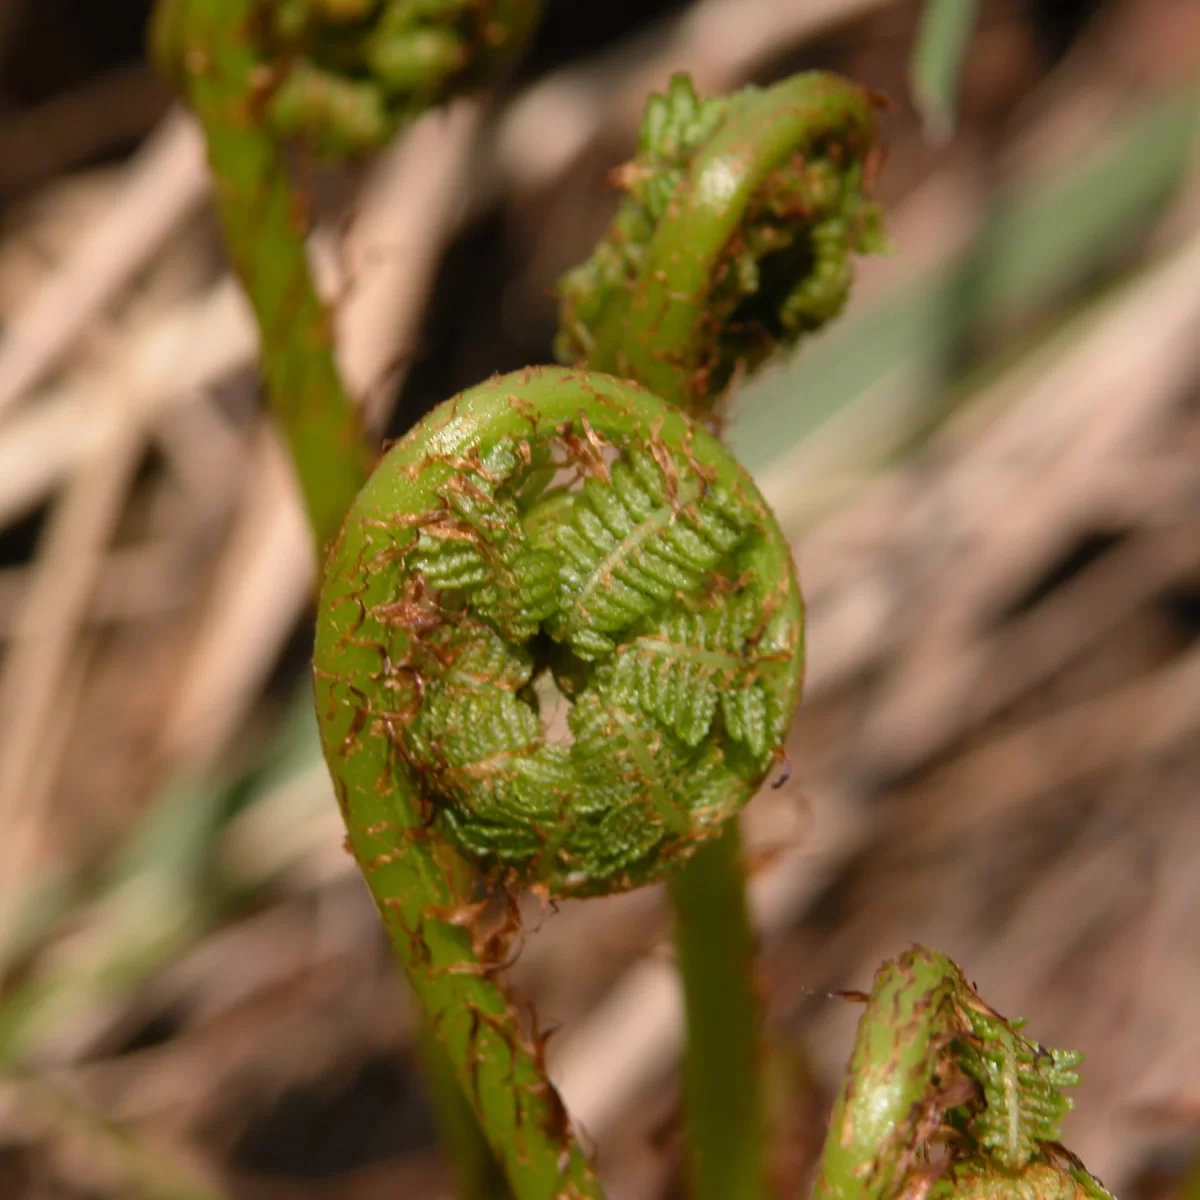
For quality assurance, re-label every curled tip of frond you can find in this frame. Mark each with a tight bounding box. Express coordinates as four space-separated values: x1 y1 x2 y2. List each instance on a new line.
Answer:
814 946 1113 1200
555 70 890 414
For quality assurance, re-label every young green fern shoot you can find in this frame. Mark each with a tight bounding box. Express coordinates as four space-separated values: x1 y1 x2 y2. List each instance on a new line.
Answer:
557 71 888 416
262 0 540 156
816 947 1114 1200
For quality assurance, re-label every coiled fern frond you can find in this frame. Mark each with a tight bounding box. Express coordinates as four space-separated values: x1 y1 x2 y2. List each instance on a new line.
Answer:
263 0 540 155
315 366 804 899
156 0 540 157
556 72 889 414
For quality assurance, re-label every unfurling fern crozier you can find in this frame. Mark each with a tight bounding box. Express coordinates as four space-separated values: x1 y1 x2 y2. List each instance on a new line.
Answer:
315 367 804 899
557 72 888 415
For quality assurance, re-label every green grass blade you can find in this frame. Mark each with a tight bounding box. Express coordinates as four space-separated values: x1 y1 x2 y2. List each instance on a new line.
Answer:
911 0 980 140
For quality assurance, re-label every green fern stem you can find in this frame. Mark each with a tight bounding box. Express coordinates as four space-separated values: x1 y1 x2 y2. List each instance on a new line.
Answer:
557 71 886 417
313 366 804 1197
153 0 371 547
668 825 766 1200
417 1026 513 1200
814 946 1114 1200
151 0 541 546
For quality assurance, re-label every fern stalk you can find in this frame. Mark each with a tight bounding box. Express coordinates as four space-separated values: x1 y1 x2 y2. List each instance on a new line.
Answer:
152 0 371 548
668 825 766 1200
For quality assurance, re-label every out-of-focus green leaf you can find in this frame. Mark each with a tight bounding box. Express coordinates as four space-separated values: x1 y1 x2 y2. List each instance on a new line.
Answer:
911 0 980 140
0 873 78 971
0 694 324 1064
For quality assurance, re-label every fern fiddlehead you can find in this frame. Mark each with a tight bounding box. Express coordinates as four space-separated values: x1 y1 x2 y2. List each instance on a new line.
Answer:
815 947 1113 1200
262 0 541 156
314 367 804 1195
556 71 887 417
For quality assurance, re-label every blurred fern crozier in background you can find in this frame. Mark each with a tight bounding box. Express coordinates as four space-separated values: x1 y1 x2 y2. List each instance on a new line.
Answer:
0 0 1199 1198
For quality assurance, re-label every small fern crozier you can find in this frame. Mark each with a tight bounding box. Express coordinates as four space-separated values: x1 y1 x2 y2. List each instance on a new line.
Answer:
557 72 888 414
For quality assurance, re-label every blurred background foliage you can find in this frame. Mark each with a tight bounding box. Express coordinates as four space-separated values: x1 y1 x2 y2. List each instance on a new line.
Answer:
0 0 1198 1197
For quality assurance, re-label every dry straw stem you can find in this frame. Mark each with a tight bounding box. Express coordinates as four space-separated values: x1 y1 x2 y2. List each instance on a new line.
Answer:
0 542 194 635
159 429 313 770
0 63 170 200
0 110 208 417
493 0 897 199
0 271 256 929
857 222 1200 775
0 345 170 932
0 282 254 530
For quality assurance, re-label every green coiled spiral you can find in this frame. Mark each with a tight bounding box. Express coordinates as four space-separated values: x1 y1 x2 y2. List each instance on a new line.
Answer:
314 367 804 898
263 0 541 155
156 0 541 158
556 71 888 415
